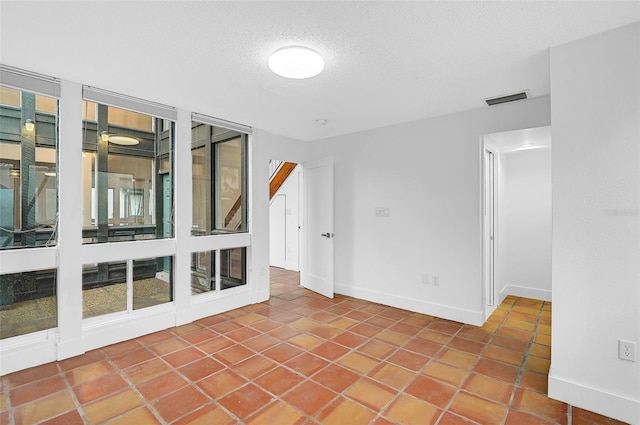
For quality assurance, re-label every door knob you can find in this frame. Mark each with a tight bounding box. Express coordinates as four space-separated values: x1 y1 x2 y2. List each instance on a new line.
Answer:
321 233 334 238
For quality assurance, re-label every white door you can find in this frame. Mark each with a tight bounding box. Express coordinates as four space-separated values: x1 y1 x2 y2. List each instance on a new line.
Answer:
269 194 287 268
302 157 334 298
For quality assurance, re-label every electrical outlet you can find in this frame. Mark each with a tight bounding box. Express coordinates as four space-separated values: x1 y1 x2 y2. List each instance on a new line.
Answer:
619 340 636 362
432 275 440 286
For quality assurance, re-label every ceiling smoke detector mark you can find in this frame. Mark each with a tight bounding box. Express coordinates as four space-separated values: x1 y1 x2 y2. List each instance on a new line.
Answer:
484 90 531 106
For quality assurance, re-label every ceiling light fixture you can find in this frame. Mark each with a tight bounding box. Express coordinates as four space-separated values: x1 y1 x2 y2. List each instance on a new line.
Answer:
24 119 35 132
101 132 139 146
269 46 325 79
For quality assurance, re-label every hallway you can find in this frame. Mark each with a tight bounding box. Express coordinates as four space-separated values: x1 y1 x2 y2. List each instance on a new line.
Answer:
0 268 625 424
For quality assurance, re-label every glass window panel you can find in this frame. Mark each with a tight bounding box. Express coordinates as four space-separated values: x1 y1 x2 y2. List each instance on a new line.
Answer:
191 122 247 235
82 261 127 318
82 100 173 244
220 247 246 290
0 268 57 339
82 100 97 121
0 85 58 250
191 250 215 295
133 256 172 310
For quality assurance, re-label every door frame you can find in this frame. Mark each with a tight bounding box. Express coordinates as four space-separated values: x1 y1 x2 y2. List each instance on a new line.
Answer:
482 140 499 318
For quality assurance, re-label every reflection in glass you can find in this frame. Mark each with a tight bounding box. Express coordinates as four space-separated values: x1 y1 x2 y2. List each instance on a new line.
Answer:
82 101 173 244
191 247 246 295
191 122 247 236
0 269 57 339
133 256 173 310
82 262 127 318
0 85 58 250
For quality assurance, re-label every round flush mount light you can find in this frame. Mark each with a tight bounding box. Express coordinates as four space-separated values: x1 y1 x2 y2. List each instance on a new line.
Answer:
269 46 325 79
108 134 139 146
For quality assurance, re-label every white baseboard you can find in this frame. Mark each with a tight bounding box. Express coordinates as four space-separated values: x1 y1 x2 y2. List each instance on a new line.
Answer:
334 282 484 326
0 331 58 375
500 284 552 302
549 372 639 424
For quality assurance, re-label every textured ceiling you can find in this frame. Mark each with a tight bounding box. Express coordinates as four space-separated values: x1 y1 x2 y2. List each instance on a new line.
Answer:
1 1 638 141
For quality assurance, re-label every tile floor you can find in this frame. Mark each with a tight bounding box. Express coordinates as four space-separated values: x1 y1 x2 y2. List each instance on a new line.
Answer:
0 267 628 425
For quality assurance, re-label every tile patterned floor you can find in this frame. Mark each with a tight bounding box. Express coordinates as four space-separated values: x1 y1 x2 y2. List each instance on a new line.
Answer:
0 267 628 425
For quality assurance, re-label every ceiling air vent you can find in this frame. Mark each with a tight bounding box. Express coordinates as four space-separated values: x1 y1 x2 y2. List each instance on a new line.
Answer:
484 90 530 106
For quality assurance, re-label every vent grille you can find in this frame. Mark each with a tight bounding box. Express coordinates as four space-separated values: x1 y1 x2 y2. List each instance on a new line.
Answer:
485 91 529 106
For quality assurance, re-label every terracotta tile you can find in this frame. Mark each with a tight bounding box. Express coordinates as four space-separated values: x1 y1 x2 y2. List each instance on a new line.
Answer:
535 333 551 346
285 352 329 376
572 406 629 425
181 328 217 345
198 335 235 354
462 373 513 405
329 316 359 330
369 362 416 389
178 357 224 382
404 335 445 358
268 325 302 340
111 347 155 369
483 345 524 367
311 341 350 361
196 314 227 327
138 330 175 346
244 334 281 352
122 358 170 384
448 336 486 355
246 400 306 425
513 388 568 423
232 355 278 380
379 308 408 321
473 358 519 383
350 323 382 338
226 326 261 342
255 366 305 395
234 312 266 325
436 348 479 370
39 409 85 425
101 339 142 357
505 409 556 425
136 371 188 401
375 329 412 346
520 370 548 394
331 331 366 349
383 393 440 425
525 355 551 374
311 310 340 323
197 369 247 399
505 318 536 331
162 346 204 368
104 407 162 425
214 321 243 334
390 322 421 336
312 364 360 393
405 375 457 408
458 327 493 343
498 326 533 341
529 343 551 359
148 337 189 356
289 333 324 350
417 329 453 345
58 350 105 372
402 314 433 328
251 318 283 333
337 352 380 374
345 309 373 322
6 363 60 390
172 403 236 425
263 343 303 363
387 349 430 371
490 335 529 352
422 361 469 386
65 361 114 386
317 397 376 425
282 380 336 416
438 412 478 425
428 320 463 335
310 324 344 339
357 340 396 360
214 344 255 365
449 392 508 425
344 378 395 411
326 305 352 315
219 383 272 420
172 323 202 336
0 392 6 412
13 390 75 425
73 372 128 404
153 385 210 423
508 310 539 323
366 316 396 329
84 389 144 424
10 375 66 406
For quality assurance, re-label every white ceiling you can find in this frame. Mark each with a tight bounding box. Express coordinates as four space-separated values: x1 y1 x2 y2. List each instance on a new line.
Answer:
1 1 638 141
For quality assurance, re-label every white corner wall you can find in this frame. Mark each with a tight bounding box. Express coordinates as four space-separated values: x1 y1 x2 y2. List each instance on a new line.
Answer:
502 148 552 301
305 96 550 325
549 23 640 424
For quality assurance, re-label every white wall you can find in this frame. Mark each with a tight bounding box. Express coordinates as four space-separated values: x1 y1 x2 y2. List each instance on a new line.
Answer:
269 164 301 271
549 23 640 424
502 148 552 301
302 96 550 325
